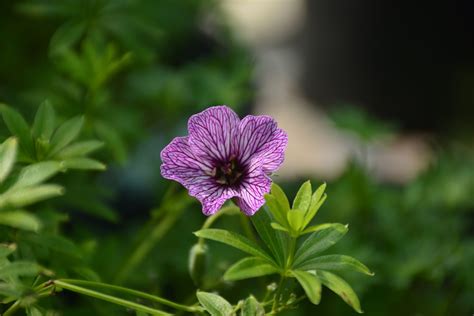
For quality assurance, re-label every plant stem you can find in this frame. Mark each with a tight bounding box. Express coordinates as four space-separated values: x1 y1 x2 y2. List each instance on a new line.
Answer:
58 279 203 313
53 280 172 316
3 300 20 316
197 204 240 246
271 275 285 312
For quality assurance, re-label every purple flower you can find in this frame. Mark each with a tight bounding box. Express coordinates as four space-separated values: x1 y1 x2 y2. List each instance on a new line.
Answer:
160 106 288 216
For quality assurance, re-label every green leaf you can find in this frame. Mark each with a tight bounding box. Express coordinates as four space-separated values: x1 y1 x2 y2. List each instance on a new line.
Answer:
291 270 322 305
32 100 56 140
287 209 306 233
241 296 264 316
0 105 35 158
251 208 288 268
0 184 64 208
49 21 86 56
95 121 127 163
293 224 348 267
271 183 290 214
293 180 312 212
0 261 41 279
316 270 363 313
194 229 274 264
188 243 208 286
21 233 82 259
224 257 279 281
62 158 106 170
57 140 104 158
270 222 289 232
49 116 84 156
264 194 287 227
302 183 327 228
301 223 341 235
26 306 43 316
0 138 18 183
0 244 16 258
10 161 62 190
0 210 41 231
196 291 233 316
295 255 374 275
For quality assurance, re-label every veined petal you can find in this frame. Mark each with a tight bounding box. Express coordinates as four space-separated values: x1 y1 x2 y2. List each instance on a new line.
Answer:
189 182 239 215
236 169 272 215
188 106 240 162
237 116 287 173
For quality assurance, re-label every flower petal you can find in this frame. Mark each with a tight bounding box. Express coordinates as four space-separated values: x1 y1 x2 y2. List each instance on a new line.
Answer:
188 106 240 162
190 183 238 216
236 168 272 215
237 115 288 173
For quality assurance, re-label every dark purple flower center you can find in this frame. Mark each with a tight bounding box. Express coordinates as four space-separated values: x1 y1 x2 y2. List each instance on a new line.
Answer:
213 156 245 186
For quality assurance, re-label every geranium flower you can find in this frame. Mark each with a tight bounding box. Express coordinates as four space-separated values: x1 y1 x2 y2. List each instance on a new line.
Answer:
161 106 288 216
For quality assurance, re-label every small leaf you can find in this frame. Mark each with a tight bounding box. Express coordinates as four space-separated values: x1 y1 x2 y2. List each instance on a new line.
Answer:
196 291 233 316
62 158 106 170
0 184 64 208
287 209 306 232
0 105 35 158
0 261 41 279
49 116 84 156
251 208 288 268
32 100 56 140
49 21 86 56
241 296 264 316
194 229 274 264
301 223 341 235
0 138 18 183
0 210 42 231
224 257 279 281
271 183 290 214
302 185 327 228
57 140 104 158
293 180 312 212
264 194 287 227
295 255 374 275
0 243 16 257
270 222 289 232
316 270 363 313
21 233 82 259
293 224 348 267
10 161 62 190
291 270 322 305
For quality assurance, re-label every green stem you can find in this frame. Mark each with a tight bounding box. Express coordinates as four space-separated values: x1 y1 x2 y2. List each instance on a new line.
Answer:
3 300 20 316
198 204 240 246
271 276 285 312
53 280 172 316
58 279 202 313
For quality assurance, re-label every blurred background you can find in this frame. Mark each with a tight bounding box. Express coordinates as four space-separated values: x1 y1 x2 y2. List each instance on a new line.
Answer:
1 0 473 315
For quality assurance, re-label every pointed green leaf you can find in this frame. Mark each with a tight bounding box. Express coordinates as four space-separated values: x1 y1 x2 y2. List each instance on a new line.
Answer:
196 291 233 316
251 208 288 268
271 183 290 214
0 261 41 279
0 184 64 208
194 229 274 264
49 116 84 156
287 209 306 232
57 140 104 158
270 222 289 232
264 194 287 227
293 180 312 212
0 138 18 183
301 223 341 235
293 224 348 267
0 105 34 158
224 257 279 281
10 161 61 190
295 254 373 275
292 270 322 305
62 158 106 170
316 270 363 313
26 306 43 316
302 193 327 229
32 100 56 140
49 21 86 56
0 210 41 231
241 296 264 316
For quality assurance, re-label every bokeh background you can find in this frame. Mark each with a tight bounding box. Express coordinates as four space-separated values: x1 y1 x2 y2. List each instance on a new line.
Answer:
1 0 473 315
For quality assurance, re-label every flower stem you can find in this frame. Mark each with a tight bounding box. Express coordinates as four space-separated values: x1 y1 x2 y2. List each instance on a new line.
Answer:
53 280 172 316
197 204 240 246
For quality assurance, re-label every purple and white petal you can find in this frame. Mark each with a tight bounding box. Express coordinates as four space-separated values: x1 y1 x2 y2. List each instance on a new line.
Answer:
235 169 272 215
254 128 288 173
189 182 239 215
188 106 240 162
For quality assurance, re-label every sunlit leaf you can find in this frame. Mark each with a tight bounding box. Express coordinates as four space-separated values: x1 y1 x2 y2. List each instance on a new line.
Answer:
270 183 290 214
224 257 279 281
0 138 18 183
301 223 341 235
287 209 305 233
0 210 41 231
295 254 374 275
194 229 274 264
303 183 327 228
291 270 321 305
49 116 84 156
32 100 56 140
196 291 233 316
62 158 106 171
316 270 363 313
293 224 348 267
0 105 34 157
270 222 289 232
293 180 312 212
0 184 64 208
264 194 287 227
10 161 62 190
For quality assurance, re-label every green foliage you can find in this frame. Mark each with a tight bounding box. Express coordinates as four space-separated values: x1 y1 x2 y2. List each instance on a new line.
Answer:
196 291 234 316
